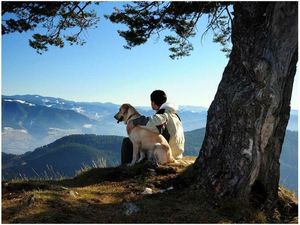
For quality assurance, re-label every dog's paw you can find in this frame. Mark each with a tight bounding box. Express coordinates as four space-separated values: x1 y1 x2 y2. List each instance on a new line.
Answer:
127 162 135 167
173 159 180 164
145 160 159 169
136 158 145 164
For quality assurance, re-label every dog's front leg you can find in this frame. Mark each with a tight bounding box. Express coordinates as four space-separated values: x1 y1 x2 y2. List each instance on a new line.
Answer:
137 151 145 163
129 143 139 166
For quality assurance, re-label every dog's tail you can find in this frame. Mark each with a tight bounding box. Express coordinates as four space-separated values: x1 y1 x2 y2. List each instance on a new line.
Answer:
154 143 178 165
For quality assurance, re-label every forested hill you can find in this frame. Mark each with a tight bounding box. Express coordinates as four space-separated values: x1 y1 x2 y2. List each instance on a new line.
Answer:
2 129 298 195
2 134 123 179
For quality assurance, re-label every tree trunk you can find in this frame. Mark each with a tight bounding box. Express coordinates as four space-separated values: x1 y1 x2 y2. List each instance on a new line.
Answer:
193 2 297 212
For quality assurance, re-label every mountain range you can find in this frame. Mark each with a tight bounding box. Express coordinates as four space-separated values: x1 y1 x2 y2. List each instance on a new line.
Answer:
1 94 298 194
2 128 297 195
2 95 298 155
2 95 209 154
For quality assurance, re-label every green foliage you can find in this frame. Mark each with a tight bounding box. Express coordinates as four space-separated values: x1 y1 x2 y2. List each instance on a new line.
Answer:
108 2 233 59
3 2 233 56
209 9 232 58
2 2 99 54
164 35 194 60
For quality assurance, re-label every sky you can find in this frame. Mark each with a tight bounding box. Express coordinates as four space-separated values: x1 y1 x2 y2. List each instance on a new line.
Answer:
1 2 299 109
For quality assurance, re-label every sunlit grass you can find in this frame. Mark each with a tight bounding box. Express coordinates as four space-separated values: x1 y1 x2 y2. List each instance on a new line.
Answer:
2 157 297 223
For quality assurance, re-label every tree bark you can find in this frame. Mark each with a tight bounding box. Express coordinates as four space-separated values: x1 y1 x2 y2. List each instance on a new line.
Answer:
194 2 297 212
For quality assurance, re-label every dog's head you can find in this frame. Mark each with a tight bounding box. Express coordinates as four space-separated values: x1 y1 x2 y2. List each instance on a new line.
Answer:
114 103 133 124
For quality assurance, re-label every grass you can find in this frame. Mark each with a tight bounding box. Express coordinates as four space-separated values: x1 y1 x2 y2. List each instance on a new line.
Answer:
2 157 298 223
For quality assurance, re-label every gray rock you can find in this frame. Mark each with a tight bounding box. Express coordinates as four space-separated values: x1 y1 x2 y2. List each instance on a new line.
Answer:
123 202 140 216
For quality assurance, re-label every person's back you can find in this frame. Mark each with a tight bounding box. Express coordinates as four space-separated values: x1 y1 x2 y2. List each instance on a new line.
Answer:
145 102 184 159
120 90 185 165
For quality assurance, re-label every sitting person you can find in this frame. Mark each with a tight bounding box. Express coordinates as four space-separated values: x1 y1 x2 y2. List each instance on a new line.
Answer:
121 90 185 165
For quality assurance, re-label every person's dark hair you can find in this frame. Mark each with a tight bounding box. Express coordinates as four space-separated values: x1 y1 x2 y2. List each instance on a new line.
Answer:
150 90 167 107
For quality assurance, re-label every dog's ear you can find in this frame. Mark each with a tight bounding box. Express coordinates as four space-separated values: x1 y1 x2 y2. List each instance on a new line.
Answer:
122 104 131 114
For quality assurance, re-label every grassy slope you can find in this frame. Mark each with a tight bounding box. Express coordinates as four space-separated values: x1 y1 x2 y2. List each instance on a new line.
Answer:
2 157 298 223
